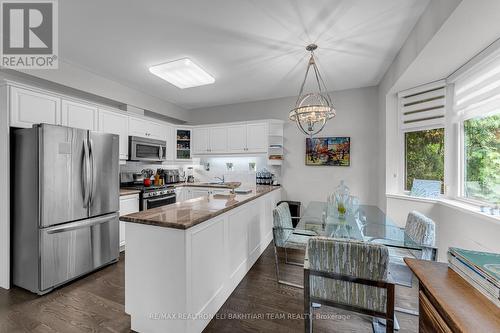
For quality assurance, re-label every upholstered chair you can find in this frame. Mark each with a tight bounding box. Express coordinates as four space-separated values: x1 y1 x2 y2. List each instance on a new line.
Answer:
272 202 315 288
304 237 395 333
402 211 436 260
387 211 437 316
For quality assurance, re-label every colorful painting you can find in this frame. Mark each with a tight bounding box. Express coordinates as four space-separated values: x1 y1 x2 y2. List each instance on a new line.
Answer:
306 137 350 166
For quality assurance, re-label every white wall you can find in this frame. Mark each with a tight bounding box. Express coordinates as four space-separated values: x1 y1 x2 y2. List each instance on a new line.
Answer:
13 59 189 122
188 86 380 207
387 196 500 262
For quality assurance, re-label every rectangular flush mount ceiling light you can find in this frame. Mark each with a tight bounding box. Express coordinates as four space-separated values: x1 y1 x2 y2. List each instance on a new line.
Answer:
149 58 215 89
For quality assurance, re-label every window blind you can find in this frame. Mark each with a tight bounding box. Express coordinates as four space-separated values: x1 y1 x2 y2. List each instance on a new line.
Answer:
398 80 446 130
453 51 500 118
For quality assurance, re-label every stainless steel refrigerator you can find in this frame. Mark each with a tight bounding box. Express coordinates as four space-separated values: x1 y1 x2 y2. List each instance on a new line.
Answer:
12 124 120 294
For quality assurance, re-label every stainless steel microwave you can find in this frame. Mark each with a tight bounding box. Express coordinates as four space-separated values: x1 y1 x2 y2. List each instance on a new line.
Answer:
129 136 167 162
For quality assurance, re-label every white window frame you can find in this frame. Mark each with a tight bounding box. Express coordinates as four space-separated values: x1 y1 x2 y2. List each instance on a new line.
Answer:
447 40 500 206
456 108 500 205
400 125 445 194
394 40 500 208
397 81 446 195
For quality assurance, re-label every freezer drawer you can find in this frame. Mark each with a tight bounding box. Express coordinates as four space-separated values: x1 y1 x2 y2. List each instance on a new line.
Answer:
40 213 119 292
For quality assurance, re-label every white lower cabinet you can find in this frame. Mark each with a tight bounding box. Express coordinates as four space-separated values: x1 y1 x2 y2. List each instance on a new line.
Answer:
119 194 139 251
190 189 209 199
125 188 282 333
176 187 232 202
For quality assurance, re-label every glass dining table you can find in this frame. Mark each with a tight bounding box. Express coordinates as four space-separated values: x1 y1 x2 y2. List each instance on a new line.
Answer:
295 201 435 255
295 201 435 329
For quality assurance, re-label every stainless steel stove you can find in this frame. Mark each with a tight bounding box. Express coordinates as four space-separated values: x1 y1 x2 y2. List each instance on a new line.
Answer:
122 184 176 211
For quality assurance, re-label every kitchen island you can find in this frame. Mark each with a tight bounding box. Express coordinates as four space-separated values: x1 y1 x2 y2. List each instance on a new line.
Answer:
121 185 282 333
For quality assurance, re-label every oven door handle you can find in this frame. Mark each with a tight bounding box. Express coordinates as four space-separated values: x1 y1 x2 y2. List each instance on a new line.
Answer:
147 195 176 203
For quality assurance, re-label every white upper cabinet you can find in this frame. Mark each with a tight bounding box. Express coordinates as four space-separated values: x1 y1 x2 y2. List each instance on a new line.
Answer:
164 125 175 161
246 122 268 152
193 128 209 154
193 127 228 154
10 86 61 128
193 122 270 155
129 117 165 141
61 99 98 131
98 108 129 160
209 127 228 153
227 124 247 153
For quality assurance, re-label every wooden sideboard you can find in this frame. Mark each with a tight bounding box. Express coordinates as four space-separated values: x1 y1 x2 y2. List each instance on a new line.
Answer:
405 258 500 333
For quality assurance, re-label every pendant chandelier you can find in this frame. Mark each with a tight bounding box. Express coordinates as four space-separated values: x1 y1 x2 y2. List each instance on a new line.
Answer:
289 44 336 137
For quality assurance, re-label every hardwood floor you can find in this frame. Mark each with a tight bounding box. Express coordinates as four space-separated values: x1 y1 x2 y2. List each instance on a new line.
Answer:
0 254 129 333
0 246 418 333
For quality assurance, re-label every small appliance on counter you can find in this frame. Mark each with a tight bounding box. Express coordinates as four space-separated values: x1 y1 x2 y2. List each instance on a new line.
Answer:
160 169 180 184
256 169 274 185
186 166 195 183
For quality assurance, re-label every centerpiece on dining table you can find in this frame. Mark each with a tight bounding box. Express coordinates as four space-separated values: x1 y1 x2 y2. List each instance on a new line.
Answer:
326 181 360 238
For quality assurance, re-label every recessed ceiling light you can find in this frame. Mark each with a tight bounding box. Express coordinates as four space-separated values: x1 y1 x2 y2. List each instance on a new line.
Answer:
149 58 215 89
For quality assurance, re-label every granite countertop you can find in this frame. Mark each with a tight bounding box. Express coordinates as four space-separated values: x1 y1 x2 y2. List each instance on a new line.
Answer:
120 185 280 229
120 188 141 196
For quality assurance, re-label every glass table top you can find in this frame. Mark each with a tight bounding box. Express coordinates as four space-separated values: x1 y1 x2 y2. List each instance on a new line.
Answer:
295 201 427 251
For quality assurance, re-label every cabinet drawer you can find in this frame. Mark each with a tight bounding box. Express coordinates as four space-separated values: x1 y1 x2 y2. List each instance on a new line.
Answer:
419 291 452 333
119 194 139 216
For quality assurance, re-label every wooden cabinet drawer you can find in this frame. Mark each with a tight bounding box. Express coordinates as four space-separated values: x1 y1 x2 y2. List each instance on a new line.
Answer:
419 291 452 333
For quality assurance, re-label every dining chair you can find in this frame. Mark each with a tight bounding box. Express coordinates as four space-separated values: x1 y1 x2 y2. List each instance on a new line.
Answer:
394 210 437 261
272 202 316 288
386 211 436 316
304 237 395 333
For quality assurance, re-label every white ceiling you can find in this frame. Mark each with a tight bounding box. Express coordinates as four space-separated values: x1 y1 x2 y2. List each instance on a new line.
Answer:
60 0 429 110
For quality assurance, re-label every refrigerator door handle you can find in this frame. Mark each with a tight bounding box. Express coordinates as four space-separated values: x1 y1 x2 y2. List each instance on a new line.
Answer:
83 138 91 208
45 212 119 234
89 138 97 205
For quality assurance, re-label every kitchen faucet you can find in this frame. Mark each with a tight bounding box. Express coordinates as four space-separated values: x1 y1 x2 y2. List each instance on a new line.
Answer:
214 175 225 184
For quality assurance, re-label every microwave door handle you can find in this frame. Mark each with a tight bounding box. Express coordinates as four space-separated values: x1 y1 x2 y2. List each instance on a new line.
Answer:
82 139 91 208
158 145 162 161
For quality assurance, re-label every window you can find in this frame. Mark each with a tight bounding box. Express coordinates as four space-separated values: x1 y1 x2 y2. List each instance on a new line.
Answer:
399 81 446 195
453 49 500 204
463 113 500 203
405 128 445 191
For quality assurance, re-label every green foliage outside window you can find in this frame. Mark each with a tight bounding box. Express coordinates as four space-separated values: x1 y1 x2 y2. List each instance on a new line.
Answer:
405 128 445 191
464 113 500 204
